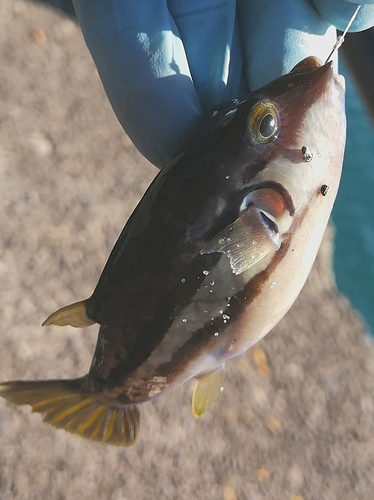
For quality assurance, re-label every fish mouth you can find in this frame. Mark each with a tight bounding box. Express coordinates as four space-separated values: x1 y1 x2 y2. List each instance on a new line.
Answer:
292 57 345 99
298 59 335 97
258 56 343 120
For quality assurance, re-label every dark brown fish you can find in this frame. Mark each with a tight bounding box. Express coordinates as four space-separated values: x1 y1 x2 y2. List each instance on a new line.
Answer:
0 56 346 446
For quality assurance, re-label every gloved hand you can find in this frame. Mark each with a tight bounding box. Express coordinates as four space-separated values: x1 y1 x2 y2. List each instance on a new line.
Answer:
72 0 374 168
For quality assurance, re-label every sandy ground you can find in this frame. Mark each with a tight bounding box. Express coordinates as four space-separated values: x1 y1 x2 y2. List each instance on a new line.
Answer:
1 2 374 499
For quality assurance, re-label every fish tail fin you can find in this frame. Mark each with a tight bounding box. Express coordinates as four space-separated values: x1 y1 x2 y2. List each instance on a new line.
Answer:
0 378 140 446
42 300 95 328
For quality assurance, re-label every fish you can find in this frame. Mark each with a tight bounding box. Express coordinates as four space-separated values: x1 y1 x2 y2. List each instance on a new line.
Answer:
0 55 346 446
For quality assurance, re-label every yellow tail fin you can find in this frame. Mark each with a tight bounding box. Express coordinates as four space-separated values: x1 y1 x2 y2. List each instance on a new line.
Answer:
0 379 140 446
42 300 95 328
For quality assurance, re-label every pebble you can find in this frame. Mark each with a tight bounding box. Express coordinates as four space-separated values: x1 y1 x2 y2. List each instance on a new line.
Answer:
48 225 72 245
30 28 47 45
110 488 129 500
251 386 268 408
29 132 53 156
285 362 304 380
59 18 76 36
288 465 304 489
252 347 267 366
256 363 270 377
222 484 237 500
252 347 270 376
256 467 270 482
266 415 282 433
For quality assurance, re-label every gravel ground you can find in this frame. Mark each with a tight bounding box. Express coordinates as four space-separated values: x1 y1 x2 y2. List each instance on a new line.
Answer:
1 2 374 499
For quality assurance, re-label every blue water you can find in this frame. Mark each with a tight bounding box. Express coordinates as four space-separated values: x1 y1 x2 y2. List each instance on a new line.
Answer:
333 62 374 335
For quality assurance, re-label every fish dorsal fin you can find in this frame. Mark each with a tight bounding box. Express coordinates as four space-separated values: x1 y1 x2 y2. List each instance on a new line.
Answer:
192 367 225 417
42 300 95 328
201 206 280 275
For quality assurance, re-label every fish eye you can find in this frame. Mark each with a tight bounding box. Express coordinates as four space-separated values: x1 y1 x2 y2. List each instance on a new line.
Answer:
247 101 279 145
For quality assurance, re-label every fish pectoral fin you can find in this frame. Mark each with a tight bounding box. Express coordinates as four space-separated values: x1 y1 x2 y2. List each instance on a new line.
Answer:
0 379 140 446
192 367 225 418
42 300 95 328
201 206 280 275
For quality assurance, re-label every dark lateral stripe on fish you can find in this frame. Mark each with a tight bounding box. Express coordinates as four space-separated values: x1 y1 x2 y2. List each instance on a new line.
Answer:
87 170 283 387
89 182 296 390
156 235 292 377
241 160 270 184
88 252 224 388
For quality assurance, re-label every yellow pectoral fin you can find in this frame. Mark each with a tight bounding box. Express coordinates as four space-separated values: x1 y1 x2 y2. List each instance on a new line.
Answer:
192 367 225 418
200 206 280 275
42 300 95 328
0 379 140 446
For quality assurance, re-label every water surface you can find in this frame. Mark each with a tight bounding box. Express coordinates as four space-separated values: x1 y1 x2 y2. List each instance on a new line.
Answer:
333 62 374 334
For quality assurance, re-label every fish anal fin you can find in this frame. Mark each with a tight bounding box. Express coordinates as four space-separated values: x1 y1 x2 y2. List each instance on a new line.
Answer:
192 367 225 418
201 206 280 275
0 379 140 446
42 300 95 328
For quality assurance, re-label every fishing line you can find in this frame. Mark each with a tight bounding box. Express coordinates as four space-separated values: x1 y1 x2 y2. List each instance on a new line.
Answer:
325 5 362 63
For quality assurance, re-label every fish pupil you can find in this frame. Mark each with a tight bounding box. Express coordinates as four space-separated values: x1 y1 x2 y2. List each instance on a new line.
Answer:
259 113 276 138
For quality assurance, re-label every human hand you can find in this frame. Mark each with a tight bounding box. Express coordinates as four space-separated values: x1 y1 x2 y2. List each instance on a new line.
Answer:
72 0 374 168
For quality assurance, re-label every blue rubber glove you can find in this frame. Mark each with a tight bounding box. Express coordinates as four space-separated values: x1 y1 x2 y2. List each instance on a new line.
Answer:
72 0 374 168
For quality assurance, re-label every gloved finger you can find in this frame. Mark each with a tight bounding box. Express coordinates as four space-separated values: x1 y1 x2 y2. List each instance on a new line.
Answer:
72 0 203 168
313 0 374 32
167 0 246 112
237 0 337 91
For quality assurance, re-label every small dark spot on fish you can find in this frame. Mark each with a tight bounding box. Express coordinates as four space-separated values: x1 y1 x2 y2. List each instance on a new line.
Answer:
301 145 313 162
321 184 329 196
